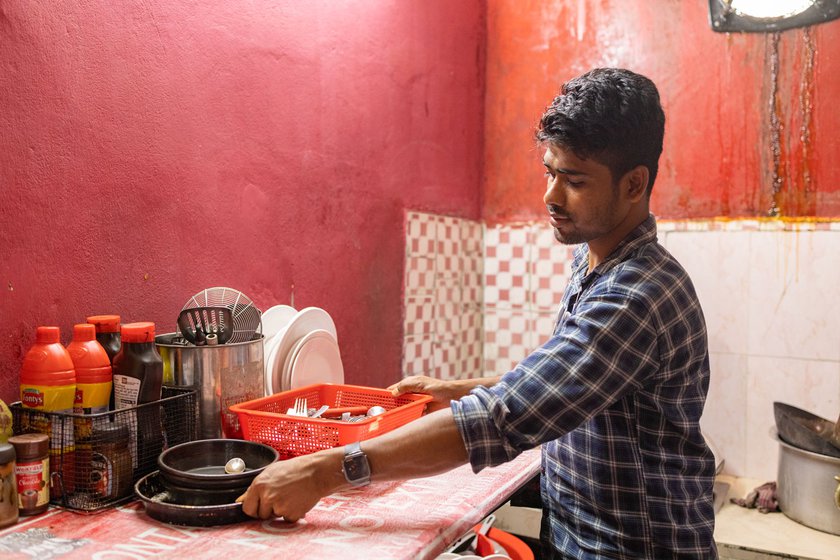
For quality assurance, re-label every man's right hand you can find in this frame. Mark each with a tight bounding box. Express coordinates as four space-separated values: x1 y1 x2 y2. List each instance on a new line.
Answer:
388 375 502 412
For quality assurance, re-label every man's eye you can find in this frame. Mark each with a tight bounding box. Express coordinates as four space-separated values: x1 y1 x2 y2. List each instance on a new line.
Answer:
544 171 555 179
567 178 583 187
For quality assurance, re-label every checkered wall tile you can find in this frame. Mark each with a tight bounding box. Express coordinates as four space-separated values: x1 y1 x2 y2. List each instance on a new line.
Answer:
402 212 576 382
402 210 484 380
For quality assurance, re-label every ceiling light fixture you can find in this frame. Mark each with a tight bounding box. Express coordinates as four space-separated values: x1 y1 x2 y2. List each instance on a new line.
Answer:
709 0 840 32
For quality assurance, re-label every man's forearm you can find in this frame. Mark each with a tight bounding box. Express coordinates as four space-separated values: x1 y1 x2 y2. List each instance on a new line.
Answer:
316 407 469 495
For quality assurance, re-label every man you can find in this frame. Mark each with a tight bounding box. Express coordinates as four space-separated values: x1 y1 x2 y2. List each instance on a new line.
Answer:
239 68 717 559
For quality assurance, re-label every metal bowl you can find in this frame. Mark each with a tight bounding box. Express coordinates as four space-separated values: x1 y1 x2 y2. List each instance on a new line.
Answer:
158 439 278 492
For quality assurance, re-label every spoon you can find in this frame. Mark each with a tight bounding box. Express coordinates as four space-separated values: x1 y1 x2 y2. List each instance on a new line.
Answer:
366 406 386 417
224 457 246 474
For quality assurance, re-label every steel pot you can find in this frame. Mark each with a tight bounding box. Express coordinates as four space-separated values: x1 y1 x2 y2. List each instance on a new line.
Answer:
156 333 264 439
775 431 840 536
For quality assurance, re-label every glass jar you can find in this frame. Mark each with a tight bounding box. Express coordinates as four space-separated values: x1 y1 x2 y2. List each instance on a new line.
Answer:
89 423 132 500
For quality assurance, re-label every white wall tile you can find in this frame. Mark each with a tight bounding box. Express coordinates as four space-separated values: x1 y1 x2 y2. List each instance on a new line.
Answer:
747 231 840 361
662 230 751 355
701 352 749 477
744 355 840 482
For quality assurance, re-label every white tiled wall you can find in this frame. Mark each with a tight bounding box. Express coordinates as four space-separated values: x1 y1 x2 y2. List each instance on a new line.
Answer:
402 211 840 481
660 221 840 481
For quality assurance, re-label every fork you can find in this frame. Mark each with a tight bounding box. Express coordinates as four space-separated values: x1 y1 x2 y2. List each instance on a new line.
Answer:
286 397 308 417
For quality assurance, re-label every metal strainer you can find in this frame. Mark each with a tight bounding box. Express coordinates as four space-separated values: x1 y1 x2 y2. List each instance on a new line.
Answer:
179 287 262 344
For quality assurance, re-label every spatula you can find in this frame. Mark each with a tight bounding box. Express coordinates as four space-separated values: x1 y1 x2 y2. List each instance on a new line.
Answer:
177 307 234 345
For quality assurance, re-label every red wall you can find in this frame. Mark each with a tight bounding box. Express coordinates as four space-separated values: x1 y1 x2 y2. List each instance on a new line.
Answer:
0 1 485 403
483 0 840 223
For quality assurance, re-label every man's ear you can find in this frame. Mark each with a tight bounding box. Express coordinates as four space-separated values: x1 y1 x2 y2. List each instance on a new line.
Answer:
623 165 649 202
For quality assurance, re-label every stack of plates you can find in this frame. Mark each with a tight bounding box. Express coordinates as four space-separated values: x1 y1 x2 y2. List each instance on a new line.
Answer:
261 306 344 395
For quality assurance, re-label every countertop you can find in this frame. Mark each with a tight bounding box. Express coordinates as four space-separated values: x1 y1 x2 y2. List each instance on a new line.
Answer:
715 475 840 560
0 448 541 560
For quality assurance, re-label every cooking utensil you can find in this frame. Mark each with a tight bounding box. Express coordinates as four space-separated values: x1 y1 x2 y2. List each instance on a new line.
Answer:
321 406 369 418
156 333 265 440
286 398 308 417
158 439 278 492
135 471 248 527
177 307 234 345
181 287 262 344
310 405 329 418
774 402 840 458
224 457 246 474
775 431 840 536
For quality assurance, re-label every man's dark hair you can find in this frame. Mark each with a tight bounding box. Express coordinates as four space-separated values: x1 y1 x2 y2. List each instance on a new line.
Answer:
537 68 665 194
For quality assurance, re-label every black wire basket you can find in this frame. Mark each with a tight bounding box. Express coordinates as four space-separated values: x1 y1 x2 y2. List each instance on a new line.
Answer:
11 386 197 512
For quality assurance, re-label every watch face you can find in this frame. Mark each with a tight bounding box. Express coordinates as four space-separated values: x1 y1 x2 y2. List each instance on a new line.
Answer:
345 454 370 481
344 449 371 486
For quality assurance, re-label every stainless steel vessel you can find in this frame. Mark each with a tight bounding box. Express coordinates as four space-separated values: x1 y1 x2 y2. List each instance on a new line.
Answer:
156 333 264 440
776 432 840 536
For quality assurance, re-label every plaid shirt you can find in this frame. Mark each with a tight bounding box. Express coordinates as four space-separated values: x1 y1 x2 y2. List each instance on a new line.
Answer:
452 215 716 559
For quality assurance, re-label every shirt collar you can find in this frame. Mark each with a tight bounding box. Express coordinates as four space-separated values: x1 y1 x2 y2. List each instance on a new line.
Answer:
570 214 659 280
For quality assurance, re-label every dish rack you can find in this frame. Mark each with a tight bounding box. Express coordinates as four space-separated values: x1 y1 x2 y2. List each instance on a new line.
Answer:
10 386 197 513
230 383 432 459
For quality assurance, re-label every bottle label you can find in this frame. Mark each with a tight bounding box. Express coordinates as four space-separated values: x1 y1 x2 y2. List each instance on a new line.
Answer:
113 375 141 409
21 388 45 408
15 458 49 509
90 452 113 497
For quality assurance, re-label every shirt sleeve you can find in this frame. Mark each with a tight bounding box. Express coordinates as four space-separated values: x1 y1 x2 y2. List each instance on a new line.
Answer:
451 285 660 473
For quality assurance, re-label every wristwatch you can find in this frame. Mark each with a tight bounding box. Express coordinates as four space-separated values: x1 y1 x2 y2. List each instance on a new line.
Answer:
342 441 371 487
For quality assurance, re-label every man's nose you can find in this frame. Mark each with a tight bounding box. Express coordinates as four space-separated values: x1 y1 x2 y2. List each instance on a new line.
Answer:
544 178 565 209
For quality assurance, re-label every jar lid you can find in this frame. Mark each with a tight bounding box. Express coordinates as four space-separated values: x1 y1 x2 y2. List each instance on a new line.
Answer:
0 442 14 463
8 433 49 457
93 423 129 444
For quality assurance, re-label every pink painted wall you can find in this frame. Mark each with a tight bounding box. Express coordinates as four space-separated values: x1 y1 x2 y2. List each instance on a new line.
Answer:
0 1 485 403
483 1 840 223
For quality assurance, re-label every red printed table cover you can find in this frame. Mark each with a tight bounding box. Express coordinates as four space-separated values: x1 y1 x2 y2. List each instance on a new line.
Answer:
0 449 540 560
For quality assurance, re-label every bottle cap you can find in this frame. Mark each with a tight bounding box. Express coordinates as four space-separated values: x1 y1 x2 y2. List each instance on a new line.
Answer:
72 323 96 342
0 442 14 464
67 325 112 382
86 315 121 334
121 322 156 343
20 327 76 385
8 433 49 458
93 423 129 445
35 326 60 344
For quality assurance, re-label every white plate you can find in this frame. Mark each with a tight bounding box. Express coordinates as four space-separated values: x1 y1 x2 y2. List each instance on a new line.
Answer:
286 330 344 390
265 307 337 395
261 305 297 340
280 334 308 391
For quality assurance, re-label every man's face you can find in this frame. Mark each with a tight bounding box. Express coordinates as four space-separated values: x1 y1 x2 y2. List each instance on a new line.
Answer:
542 143 630 247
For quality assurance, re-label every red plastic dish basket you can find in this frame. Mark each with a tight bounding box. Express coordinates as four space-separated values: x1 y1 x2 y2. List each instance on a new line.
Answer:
230 383 432 459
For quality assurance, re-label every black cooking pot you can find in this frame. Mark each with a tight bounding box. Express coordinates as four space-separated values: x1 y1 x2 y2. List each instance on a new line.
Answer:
158 439 278 492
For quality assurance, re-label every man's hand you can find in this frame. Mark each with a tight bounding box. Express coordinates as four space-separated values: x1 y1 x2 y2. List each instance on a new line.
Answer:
236 449 344 521
388 375 461 412
388 375 502 412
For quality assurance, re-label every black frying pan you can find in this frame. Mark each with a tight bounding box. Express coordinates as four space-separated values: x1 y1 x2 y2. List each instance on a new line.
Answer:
135 471 249 526
774 402 840 459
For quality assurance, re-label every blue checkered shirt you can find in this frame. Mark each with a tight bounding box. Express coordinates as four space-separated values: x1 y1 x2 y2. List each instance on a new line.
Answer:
452 215 716 559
